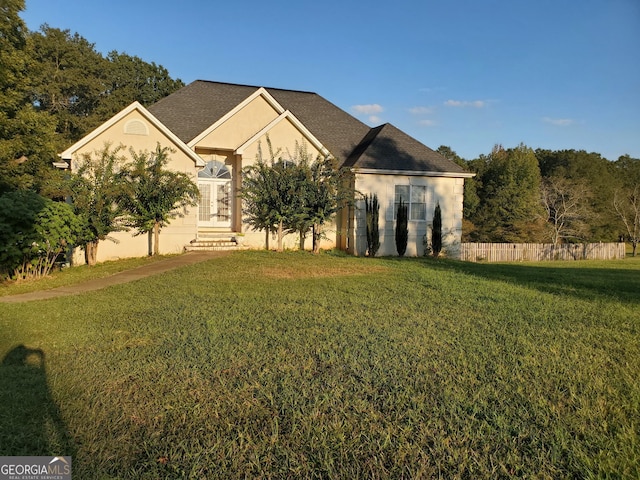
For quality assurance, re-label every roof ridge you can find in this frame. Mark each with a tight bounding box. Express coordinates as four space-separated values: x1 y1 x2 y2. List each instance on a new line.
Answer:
192 79 318 96
343 125 386 168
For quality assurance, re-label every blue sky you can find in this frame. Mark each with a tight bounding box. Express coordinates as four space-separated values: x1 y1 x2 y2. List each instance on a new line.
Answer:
21 0 640 161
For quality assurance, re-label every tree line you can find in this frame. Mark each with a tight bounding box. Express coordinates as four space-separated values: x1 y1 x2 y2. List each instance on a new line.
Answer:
437 145 640 255
0 1 192 279
0 0 184 196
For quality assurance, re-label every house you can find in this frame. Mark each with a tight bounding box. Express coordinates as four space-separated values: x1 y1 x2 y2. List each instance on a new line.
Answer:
59 80 473 261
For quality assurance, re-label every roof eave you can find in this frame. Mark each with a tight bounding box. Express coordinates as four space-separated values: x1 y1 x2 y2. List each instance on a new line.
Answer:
59 102 205 168
352 168 476 178
187 87 286 148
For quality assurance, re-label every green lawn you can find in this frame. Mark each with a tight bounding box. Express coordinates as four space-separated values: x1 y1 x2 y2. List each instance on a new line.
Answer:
1 251 638 479
0 254 171 297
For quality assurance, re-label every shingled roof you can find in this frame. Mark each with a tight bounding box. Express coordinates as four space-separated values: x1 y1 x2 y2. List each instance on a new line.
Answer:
345 123 469 174
148 80 468 175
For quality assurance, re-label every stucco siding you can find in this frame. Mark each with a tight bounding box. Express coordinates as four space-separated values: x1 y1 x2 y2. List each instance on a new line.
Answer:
193 96 280 150
72 221 196 264
240 119 324 167
353 173 464 257
65 109 200 264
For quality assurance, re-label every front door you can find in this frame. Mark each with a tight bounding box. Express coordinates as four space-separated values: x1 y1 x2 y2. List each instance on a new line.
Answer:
198 160 232 228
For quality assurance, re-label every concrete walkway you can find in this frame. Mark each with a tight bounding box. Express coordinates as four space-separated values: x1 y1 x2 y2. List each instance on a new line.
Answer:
0 251 224 304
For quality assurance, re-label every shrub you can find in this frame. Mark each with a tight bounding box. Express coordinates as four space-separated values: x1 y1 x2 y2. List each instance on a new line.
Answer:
395 199 408 256
0 190 81 280
365 194 380 257
432 202 442 258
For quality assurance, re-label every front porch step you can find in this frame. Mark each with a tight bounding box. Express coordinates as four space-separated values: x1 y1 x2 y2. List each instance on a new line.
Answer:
184 234 249 252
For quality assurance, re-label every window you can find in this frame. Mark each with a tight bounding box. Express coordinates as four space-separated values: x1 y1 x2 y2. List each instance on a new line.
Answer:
198 160 231 179
395 185 427 221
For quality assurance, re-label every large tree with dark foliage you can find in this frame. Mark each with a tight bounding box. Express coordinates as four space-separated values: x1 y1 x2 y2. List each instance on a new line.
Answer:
1 3 184 197
0 0 58 194
28 26 184 146
468 144 545 242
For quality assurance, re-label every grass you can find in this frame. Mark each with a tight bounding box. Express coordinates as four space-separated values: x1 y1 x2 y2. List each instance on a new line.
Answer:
0 254 172 297
0 251 639 479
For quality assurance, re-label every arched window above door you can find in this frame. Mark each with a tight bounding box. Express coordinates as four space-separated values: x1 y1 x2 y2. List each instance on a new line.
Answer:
198 160 231 179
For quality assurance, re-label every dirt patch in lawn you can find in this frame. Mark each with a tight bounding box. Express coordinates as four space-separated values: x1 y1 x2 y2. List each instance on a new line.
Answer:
259 264 389 280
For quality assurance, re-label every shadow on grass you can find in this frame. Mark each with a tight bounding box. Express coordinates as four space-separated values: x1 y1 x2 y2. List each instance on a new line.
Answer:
423 258 640 305
0 345 76 457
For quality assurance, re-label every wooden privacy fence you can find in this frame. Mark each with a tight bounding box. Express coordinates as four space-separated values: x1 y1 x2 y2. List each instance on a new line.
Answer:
460 243 626 262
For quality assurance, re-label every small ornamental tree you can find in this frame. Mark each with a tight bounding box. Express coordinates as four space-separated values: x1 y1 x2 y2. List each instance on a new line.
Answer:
240 138 298 252
69 144 128 266
431 202 442 258
241 137 349 253
120 144 199 256
305 155 349 254
395 199 408 257
0 190 81 280
365 193 380 257
241 158 279 250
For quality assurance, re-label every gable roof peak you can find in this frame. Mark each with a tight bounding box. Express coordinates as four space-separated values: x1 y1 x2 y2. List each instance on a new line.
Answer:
59 101 205 167
346 122 470 176
190 79 317 96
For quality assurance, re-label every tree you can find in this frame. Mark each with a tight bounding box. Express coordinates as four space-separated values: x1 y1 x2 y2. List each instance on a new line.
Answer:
0 0 59 195
431 202 442 258
395 200 408 256
241 138 348 253
282 142 317 251
28 25 107 143
469 144 545 242
612 155 640 256
1 9 184 197
120 144 199 256
97 51 184 119
536 148 618 240
303 154 349 254
0 0 29 113
613 185 640 256
0 190 80 280
240 138 296 252
0 105 58 194
69 144 128 265
436 145 466 169
540 176 594 245
240 159 279 251
365 193 380 257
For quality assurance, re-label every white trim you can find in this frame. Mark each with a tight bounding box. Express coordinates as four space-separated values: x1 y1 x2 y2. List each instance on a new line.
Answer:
58 101 205 168
353 168 475 178
235 110 329 157
187 87 286 148
391 184 432 222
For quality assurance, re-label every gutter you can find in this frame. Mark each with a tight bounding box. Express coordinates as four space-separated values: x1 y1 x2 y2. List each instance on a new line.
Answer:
351 168 476 178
